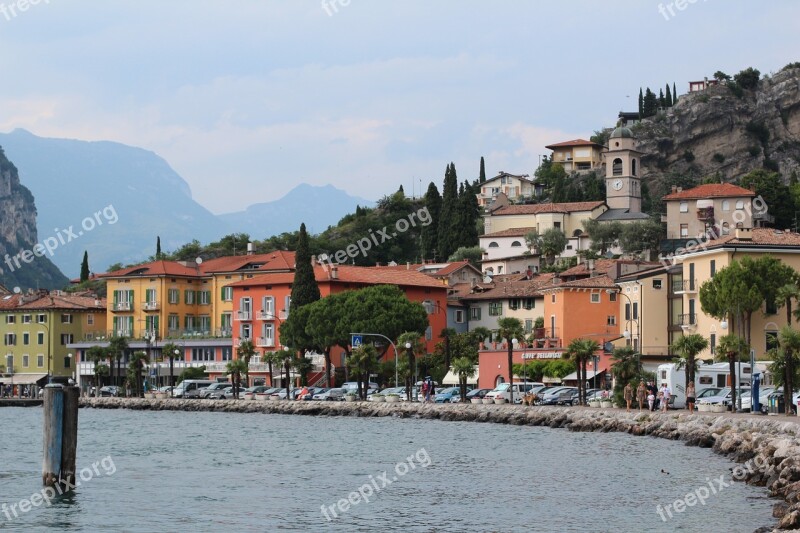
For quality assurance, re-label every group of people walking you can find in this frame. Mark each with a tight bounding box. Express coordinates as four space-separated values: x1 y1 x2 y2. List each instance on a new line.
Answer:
421 378 435 402
623 381 672 413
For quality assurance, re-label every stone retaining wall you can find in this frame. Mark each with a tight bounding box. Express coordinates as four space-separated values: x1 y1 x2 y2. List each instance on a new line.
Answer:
80 398 800 531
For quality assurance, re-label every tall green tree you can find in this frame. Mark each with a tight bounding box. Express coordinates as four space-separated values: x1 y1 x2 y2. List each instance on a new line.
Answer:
618 219 664 256
665 84 673 107
236 339 256 388
778 326 800 415
479 156 486 183
454 180 480 250
438 163 459 260
290 222 321 309
638 88 644 118
671 334 709 389
658 88 665 108
776 283 800 407
673 82 678 104
716 334 749 410
740 170 795 229
305 292 353 387
527 228 568 266
226 359 248 399
128 351 149 398
497 317 524 403
107 336 129 387
156 236 162 260
566 338 599 405
642 88 658 117
80 251 90 282
611 346 639 406
347 344 378 399
451 356 477 401
422 182 442 261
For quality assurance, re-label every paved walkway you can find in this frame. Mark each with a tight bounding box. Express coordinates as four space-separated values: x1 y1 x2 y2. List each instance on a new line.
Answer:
596 404 800 423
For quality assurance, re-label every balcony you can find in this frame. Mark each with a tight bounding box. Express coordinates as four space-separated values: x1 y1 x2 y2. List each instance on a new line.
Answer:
235 310 252 321
143 301 160 311
671 279 697 294
257 311 278 321
257 337 275 348
679 313 697 327
113 301 133 312
696 207 714 221
530 327 561 349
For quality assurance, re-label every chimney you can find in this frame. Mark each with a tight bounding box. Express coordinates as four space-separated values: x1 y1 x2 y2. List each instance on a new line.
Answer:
247 242 254 255
677 187 683 193
406 262 411 270
671 185 677 194
311 255 316 266
375 262 381 267
735 227 753 241
331 265 338 279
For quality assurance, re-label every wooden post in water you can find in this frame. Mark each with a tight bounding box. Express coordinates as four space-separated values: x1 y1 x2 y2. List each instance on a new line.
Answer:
42 384 79 488
42 384 64 487
60 386 79 487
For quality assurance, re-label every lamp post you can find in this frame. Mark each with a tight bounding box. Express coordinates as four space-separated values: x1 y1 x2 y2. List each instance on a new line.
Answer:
172 348 181 397
351 333 400 388
720 304 745 412
405 342 413 401
608 289 641 377
67 353 74 387
38 321 51 383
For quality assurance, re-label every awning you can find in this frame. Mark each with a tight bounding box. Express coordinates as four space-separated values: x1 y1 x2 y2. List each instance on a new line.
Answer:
0 373 48 385
442 366 479 386
561 369 606 381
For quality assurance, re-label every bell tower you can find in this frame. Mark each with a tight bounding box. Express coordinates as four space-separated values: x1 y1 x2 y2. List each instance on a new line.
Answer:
604 127 643 213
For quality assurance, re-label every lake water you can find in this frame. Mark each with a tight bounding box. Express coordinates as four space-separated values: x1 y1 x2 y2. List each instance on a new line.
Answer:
0 407 775 532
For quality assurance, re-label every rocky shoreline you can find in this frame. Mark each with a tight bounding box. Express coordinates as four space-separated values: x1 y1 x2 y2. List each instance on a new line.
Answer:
81 398 800 531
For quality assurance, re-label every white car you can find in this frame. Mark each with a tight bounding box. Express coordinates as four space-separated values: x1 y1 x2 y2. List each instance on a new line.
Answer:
697 387 750 407
484 382 543 404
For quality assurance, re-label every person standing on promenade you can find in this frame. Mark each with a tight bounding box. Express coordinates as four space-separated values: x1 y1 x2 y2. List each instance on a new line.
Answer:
636 381 647 411
647 381 658 411
421 380 429 403
660 383 671 413
686 382 696 414
624 382 633 412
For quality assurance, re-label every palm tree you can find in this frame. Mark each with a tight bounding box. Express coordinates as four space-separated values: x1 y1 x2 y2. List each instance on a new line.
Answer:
779 325 800 416
451 357 477 401
611 346 638 406
128 351 149 398
236 339 256 388
566 338 600 405
263 349 286 388
671 334 709 391
161 342 181 395
776 284 800 409
86 345 108 397
497 317 524 403
717 334 748 411
347 345 378 399
225 359 248 399
440 328 457 374
107 336 129 387
469 327 492 349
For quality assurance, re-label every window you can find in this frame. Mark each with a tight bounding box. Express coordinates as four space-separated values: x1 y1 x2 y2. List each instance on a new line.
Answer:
184 290 196 305
722 222 730 235
61 314 73 324
551 294 556 303
262 324 274 346
168 315 179 332
509 299 519 310
523 298 534 310
168 289 180 304
37 355 44 367
488 242 499 248
525 319 533 333
112 316 134 336
625 303 631 321
220 313 232 335
262 296 275 316
633 302 639 320
199 291 211 305
680 224 689 237
653 279 663 290
198 316 211 332
470 307 481 320
4 333 17 346
60 333 74 345
612 158 623 176
710 260 716 278
489 302 503 316
22 354 29 367
766 297 777 315
455 310 465 324
609 292 617 302
145 288 158 307
221 347 232 361
590 293 600 304
23 332 29 345
554 222 561 230
37 314 46 323
5 315 15 324
64 356 71 368
735 200 745 210
37 332 44 345
766 331 779 352
221 286 233 301
680 202 689 213
184 315 195 330
87 314 94 325
240 323 251 340
145 315 160 336
511 241 522 248
631 158 637 176
112 290 134 311
607 315 616 326
22 315 31 324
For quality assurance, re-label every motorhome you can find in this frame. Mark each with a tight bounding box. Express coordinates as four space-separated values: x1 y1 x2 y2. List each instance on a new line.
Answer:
655 362 751 409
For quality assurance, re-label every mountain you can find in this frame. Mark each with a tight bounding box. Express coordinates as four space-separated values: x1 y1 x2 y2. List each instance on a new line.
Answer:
0 147 69 290
0 129 230 276
219 183 374 236
627 64 800 213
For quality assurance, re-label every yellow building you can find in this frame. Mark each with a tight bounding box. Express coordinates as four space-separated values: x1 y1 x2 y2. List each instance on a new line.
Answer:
0 290 106 389
545 139 604 172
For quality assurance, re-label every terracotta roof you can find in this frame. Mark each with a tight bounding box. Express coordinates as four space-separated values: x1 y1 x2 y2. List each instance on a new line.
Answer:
229 265 446 290
430 261 479 278
481 227 536 238
100 260 205 279
545 139 603 149
539 274 617 291
558 259 618 278
491 201 605 216
491 273 535 283
483 172 533 185
663 183 756 200
678 228 800 254
200 251 296 273
460 278 552 301
373 263 426 271
0 291 106 311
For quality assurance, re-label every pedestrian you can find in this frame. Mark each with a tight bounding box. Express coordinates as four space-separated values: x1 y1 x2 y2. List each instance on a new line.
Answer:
624 382 633 412
660 383 671 413
428 379 435 401
421 381 429 402
686 382 696 414
636 381 647 412
647 381 658 411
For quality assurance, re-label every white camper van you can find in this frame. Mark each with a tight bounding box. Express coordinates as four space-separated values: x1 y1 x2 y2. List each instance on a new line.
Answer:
656 362 751 409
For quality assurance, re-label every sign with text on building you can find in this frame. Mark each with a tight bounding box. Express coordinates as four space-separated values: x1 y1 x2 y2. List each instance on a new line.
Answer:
521 352 565 360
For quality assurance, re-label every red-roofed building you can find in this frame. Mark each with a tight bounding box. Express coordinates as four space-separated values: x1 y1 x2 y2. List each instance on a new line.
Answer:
227 265 448 385
477 172 535 207
545 138 604 172
663 183 762 240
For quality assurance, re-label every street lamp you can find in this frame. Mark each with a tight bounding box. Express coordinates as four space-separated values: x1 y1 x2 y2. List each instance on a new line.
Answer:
508 337 518 404
172 348 181 397
607 289 641 376
67 353 74 386
405 342 413 401
38 321 51 383
351 333 400 388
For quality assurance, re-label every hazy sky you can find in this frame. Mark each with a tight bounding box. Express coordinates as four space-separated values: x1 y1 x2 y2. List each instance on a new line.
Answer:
0 0 797 214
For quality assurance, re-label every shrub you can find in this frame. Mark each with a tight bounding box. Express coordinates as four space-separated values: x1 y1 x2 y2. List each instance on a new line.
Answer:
727 82 743 99
712 153 725 163
764 159 780 172
683 150 695 163
746 120 770 145
734 67 761 90
782 62 800 72
748 145 762 157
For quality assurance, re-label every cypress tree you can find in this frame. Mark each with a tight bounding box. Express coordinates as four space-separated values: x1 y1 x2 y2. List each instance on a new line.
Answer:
479 156 486 183
665 84 673 107
455 180 479 251
422 182 441 260
673 82 678 103
643 89 658 117
638 88 643 118
398 184 404 195
658 88 665 108
438 163 459 260
80 251 90 282
156 236 162 260
290 223 320 308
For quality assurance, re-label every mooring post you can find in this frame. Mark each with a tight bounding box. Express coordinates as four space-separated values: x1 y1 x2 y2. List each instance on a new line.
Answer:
42 384 64 487
60 386 79 487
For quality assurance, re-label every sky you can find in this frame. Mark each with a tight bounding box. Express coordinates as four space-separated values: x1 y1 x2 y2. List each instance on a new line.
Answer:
0 0 797 214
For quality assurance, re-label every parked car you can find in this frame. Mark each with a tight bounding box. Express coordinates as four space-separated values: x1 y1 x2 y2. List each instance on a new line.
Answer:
297 387 320 401
208 386 248 399
199 382 233 399
313 388 345 401
485 382 543 403
697 387 750 407
434 387 461 403
368 387 403 401
740 387 775 412
99 386 121 397
341 382 379 394
564 388 598 405
696 387 723 400
458 388 492 402
174 380 218 399
539 387 578 405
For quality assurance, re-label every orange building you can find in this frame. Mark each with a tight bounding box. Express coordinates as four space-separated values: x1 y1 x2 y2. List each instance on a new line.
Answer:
228 264 449 384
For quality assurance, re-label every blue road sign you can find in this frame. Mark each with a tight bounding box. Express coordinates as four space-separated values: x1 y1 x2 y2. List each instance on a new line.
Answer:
351 335 363 348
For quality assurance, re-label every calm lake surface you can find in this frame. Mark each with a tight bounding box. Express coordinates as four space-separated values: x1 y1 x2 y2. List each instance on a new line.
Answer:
0 407 775 532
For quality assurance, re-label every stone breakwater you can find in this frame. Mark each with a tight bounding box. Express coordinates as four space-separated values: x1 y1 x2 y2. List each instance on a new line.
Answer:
81 398 800 531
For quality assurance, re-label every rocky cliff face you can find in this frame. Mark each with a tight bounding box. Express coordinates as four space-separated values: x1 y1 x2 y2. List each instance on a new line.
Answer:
632 65 800 206
0 148 68 289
